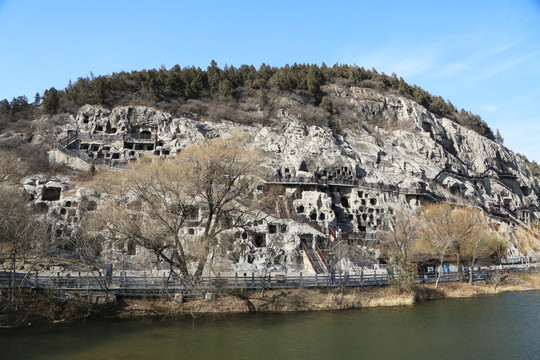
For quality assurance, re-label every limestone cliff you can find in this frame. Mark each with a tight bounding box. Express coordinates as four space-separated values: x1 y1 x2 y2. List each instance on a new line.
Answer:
28 84 540 272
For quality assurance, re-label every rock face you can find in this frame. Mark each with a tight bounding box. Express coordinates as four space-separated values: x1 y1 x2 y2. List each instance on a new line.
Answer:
22 175 100 241
42 85 540 272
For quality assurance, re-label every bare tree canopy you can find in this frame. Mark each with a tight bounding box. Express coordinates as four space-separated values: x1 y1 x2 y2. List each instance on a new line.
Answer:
381 210 419 260
0 152 28 184
380 210 419 293
0 187 49 307
416 203 496 287
460 230 502 284
82 136 262 283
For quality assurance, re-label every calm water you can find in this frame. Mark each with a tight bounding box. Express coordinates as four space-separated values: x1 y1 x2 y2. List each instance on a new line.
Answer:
1 291 539 360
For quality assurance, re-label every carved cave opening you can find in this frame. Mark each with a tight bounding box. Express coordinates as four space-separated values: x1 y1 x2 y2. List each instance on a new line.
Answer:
42 187 61 201
253 234 266 247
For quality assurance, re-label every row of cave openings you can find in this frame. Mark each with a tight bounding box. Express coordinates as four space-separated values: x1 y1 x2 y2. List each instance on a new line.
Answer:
81 115 123 135
281 165 356 181
78 139 172 159
233 222 289 248
82 112 157 142
292 186 398 233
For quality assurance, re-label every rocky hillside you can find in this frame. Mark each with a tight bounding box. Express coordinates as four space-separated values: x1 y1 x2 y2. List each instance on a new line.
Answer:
7 83 540 274
50 85 540 204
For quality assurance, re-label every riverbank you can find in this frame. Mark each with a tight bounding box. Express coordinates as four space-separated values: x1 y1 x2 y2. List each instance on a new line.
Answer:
116 272 540 318
2 272 539 327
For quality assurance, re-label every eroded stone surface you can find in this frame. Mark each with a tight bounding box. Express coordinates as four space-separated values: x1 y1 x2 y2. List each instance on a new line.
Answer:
39 86 540 272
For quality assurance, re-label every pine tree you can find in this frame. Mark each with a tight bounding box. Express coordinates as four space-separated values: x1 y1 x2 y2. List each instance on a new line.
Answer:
306 65 322 102
495 129 504 145
320 96 333 114
42 87 60 115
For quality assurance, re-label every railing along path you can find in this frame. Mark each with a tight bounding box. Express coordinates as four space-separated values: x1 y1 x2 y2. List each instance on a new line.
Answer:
1 264 537 296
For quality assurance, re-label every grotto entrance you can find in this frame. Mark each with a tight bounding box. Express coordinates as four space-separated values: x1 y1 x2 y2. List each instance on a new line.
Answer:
42 187 61 201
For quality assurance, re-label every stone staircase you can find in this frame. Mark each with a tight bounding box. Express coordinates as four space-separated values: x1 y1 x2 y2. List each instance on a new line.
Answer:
303 243 329 274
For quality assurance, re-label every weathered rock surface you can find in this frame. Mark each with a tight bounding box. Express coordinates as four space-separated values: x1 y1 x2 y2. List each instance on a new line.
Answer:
38 85 540 271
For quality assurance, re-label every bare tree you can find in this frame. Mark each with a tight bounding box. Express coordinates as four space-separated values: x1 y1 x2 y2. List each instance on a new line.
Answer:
418 204 482 288
84 136 262 285
380 210 419 293
68 229 114 301
490 239 509 291
381 210 419 259
462 232 502 285
341 242 377 287
258 234 288 298
0 187 49 308
0 151 28 184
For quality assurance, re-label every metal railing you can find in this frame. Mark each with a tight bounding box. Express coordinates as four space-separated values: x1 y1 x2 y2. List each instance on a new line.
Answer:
0 271 389 294
123 132 157 142
302 243 319 274
315 243 330 272
78 133 125 141
2 264 536 296
53 146 128 169
269 176 440 200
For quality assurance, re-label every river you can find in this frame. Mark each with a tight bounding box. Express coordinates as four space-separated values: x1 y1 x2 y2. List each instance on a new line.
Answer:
1 291 539 360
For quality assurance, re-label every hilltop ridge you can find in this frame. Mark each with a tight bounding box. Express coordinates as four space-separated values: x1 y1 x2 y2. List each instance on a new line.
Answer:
1 63 495 141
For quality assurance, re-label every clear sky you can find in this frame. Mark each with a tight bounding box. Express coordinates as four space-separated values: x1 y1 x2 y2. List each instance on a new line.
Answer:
1 0 539 161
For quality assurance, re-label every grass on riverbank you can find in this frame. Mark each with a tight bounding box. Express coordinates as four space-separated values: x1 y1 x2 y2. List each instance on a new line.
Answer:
116 286 416 319
2 272 539 326
433 272 540 298
0 289 117 327
118 272 540 318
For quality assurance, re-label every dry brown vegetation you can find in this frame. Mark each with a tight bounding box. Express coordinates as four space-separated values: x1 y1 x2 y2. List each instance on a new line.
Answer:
434 272 540 297
78 136 265 283
116 276 534 319
4 272 538 327
412 203 505 287
0 289 117 327
116 287 418 318
117 272 540 319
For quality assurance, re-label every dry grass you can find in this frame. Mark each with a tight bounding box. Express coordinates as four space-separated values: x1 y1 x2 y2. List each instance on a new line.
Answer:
0 289 117 327
7 273 539 325
116 287 419 318
515 272 540 289
117 273 540 318
432 272 540 298
248 286 418 311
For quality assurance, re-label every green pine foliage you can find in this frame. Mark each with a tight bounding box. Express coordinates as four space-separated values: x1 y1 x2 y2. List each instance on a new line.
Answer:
320 96 333 114
0 61 495 140
42 87 60 115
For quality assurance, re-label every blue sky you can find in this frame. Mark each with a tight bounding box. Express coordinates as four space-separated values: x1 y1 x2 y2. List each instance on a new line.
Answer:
1 0 539 161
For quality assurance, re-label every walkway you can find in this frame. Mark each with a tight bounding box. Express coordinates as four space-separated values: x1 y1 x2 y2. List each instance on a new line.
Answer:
1 264 536 297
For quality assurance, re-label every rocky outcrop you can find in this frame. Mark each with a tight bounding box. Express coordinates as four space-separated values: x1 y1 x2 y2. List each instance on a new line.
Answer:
41 85 540 271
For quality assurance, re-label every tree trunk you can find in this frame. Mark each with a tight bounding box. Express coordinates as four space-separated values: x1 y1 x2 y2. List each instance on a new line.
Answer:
469 259 476 285
435 258 444 289
260 265 268 299
9 244 16 308
178 260 191 281
193 244 212 282
170 249 191 281
456 250 463 282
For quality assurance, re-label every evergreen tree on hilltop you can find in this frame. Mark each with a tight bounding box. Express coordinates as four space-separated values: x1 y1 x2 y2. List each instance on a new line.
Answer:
42 87 60 115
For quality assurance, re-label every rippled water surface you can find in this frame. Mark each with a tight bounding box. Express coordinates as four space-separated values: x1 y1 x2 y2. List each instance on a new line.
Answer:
1 291 539 360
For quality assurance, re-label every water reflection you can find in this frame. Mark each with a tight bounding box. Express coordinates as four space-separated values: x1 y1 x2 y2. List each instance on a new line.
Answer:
1 291 538 360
